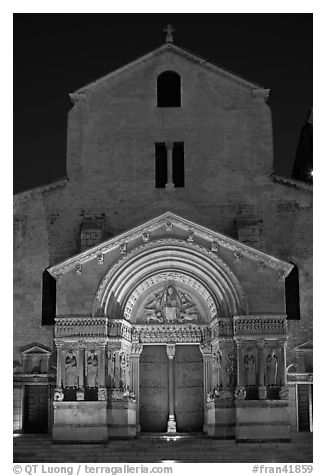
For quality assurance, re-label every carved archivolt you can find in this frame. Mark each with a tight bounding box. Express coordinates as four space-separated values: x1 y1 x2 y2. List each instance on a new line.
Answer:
93 239 248 319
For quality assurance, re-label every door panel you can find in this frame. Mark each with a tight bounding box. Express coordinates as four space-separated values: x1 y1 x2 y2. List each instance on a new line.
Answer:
175 345 204 432
298 384 311 431
139 345 168 432
23 385 48 433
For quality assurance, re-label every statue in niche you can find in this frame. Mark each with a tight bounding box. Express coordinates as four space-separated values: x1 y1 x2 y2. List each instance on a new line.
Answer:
107 349 116 388
86 350 98 388
119 352 129 390
212 350 223 389
244 354 257 386
144 284 199 323
266 350 278 385
64 350 77 388
224 352 236 387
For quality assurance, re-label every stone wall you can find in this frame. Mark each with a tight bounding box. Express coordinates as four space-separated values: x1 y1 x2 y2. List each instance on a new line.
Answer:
13 47 312 371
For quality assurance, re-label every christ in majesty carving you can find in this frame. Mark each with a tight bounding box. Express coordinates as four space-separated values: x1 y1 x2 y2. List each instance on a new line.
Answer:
144 284 200 323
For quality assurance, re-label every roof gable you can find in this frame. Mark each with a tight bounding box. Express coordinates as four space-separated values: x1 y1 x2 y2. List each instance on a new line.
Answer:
70 42 269 100
48 211 292 278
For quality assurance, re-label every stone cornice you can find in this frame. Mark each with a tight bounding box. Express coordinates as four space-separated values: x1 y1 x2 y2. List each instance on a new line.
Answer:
47 212 293 278
13 177 69 207
271 174 313 193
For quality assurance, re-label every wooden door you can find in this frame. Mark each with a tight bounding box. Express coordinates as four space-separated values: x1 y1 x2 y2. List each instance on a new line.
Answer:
139 345 169 432
175 345 204 432
23 385 48 433
298 384 312 431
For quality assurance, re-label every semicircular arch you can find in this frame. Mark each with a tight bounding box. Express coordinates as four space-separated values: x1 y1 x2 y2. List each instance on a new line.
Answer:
93 239 248 320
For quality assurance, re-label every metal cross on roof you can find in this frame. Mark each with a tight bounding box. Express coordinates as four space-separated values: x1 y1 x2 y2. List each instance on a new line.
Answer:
164 24 175 43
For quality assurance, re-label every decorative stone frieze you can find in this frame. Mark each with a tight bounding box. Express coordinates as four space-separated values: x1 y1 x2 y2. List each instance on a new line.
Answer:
210 318 234 340
108 319 132 342
234 315 287 338
55 317 108 339
134 324 206 344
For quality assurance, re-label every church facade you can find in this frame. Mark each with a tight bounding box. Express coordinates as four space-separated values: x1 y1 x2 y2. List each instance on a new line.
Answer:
13 31 312 441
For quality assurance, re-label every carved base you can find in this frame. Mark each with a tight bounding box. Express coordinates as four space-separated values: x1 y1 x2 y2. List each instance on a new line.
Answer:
167 414 177 433
258 386 267 400
76 388 84 401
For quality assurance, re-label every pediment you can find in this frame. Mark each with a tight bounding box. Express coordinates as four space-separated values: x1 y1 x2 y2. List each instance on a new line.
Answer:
294 341 313 352
48 211 292 279
20 343 52 355
71 43 268 100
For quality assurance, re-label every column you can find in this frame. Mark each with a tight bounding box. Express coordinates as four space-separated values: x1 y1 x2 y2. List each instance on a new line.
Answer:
200 344 213 397
98 344 107 401
236 341 245 388
257 339 267 399
279 343 286 387
76 347 84 400
166 142 174 189
129 344 143 432
166 344 176 433
56 345 63 389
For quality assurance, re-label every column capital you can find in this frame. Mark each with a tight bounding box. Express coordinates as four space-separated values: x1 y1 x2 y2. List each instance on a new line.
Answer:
257 338 266 349
200 343 212 355
130 343 143 356
166 344 175 359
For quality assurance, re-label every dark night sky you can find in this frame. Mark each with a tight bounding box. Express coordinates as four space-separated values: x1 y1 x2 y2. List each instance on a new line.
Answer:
13 13 312 194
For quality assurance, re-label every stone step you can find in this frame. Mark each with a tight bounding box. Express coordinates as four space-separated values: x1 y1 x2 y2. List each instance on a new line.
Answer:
14 433 313 463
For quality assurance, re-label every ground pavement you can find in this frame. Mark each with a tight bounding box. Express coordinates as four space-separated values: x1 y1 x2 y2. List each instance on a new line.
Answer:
13 433 313 463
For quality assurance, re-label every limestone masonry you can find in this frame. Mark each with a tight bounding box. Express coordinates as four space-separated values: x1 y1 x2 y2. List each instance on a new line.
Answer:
14 36 312 441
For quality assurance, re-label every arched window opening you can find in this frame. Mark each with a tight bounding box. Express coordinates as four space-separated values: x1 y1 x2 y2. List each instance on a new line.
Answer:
285 263 301 320
42 270 56 325
157 71 181 107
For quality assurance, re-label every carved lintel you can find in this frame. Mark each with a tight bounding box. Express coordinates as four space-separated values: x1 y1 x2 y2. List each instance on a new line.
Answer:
75 263 82 276
96 252 104 264
142 231 150 243
257 338 266 349
166 344 175 359
120 242 127 254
